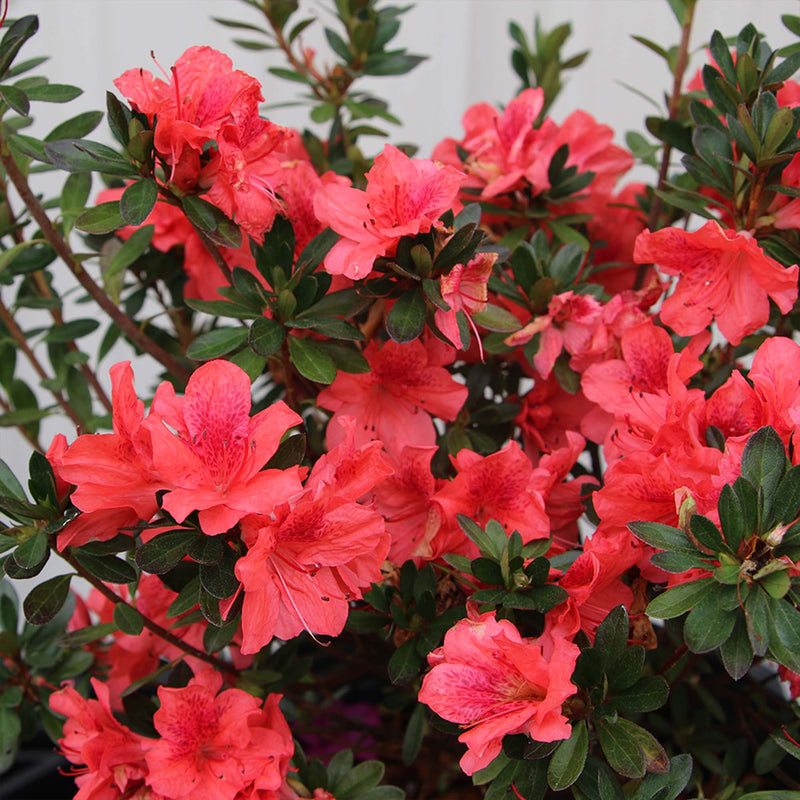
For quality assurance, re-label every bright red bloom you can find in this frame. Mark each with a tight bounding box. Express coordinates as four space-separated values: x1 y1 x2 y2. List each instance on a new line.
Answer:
146 360 304 534
50 679 154 800
145 670 292 800
313 144 464 279
435 252 496 349
236 422 391 652
418 608 579 775
634 221 799 345
505 291 606 378
317 338 468 456
54 361 163 523
430 441 550 559
115 46 286 239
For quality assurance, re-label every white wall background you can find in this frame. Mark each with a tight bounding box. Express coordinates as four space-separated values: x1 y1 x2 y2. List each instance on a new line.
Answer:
0 0 794 585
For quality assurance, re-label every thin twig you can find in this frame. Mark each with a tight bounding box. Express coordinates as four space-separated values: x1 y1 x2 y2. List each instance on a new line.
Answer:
0 145 192 384
57 543 239 676
635 0 698 289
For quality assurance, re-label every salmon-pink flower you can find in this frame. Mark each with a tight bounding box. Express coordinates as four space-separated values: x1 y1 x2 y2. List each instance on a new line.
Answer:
435 252 496 349
236 419 391 652
633 221 799 345
115 46 286 239
53 361 163 523
505 291 606 378
317 338 468 456
50 679 152 800
146 360 304 534
145 670 292 800
418 609 579 775
314 144 464 279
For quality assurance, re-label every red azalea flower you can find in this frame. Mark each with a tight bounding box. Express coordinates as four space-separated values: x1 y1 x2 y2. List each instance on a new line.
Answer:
313 144 464 279
418 608 579 775
145 360 304 534
634 221 799 345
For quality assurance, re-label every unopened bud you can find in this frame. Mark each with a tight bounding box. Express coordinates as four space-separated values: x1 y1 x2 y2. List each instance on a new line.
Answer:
765 522 789 548
675 487 696 531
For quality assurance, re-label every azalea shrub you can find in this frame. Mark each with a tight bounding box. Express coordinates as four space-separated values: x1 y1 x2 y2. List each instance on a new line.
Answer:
5 1 800 799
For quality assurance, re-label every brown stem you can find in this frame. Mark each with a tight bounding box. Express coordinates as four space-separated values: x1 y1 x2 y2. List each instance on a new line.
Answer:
636 0 698 289
57 544 238 676
0 146 192 384
0 296 84 429
657 642 688 676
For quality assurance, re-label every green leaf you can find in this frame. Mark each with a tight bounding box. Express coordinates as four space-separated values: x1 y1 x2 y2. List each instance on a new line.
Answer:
718 483 746 554
26 83 82 102
45 109 103 142
767 596 800 671
649 551 710 573
59 622 116 647
402 703 425 765
247 317 285 357
135 531 198 574
22 574 71 625
720 613 754 680
113 602 144 635
204 617 238 652
741 426 786 497
683 588 738 653
186 327 248 360
119 179 157 226
628 521 698 556
363 52 426 76
689 514 729 554
0 706 20 773
13 530 48 569
199 546 238 599
106 225 154 279
75 201 125 234
613 676 669 713
0 83 28 115
769 464 800 526
646 577 716 619
548 720 588 790
296 226 339 273
472 303 522 333
0 459 25 500
386 287 425 343
596 718 646 779
388 638 420 684
288 335 337 384
42 318 99 343
594 606 628 669
0 16 39 79
74 552 137 584
43 139 136 177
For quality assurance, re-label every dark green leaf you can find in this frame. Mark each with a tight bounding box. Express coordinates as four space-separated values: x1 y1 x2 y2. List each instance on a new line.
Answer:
204 617 238 653
718 483 746 553
13 531 47 569
42 318 99 343
43 139 135 177
186 327 248 360
0 706 20 773
683 589 738 653
720 613 754 680
741 425 786 497
75 201 125 234
548 720 588 790
472 303 522 333
248 317 285 357
628 521 698 556
74 552 137 584
769 464 800 526
135 531 198 574
386 287 425 343
689 514 728 554
0 83 28 115
595 606 628 668
402 703 425 765
613 676 669 713
646 577 716 619
106 225 154 279
25 83 82 102
596 718 646 779
363 52 426 76
388 638 420 684
0 16 39 80
119 180 157 226
23 574 71 625
288 335 337 384
113 602 144 635
45 110 103 142
199 547 238 599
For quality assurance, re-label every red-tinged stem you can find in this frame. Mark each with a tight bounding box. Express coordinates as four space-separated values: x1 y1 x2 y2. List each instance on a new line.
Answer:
657 642 688 676
635 0 698 289
57 543 238 676
0 146 192 384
